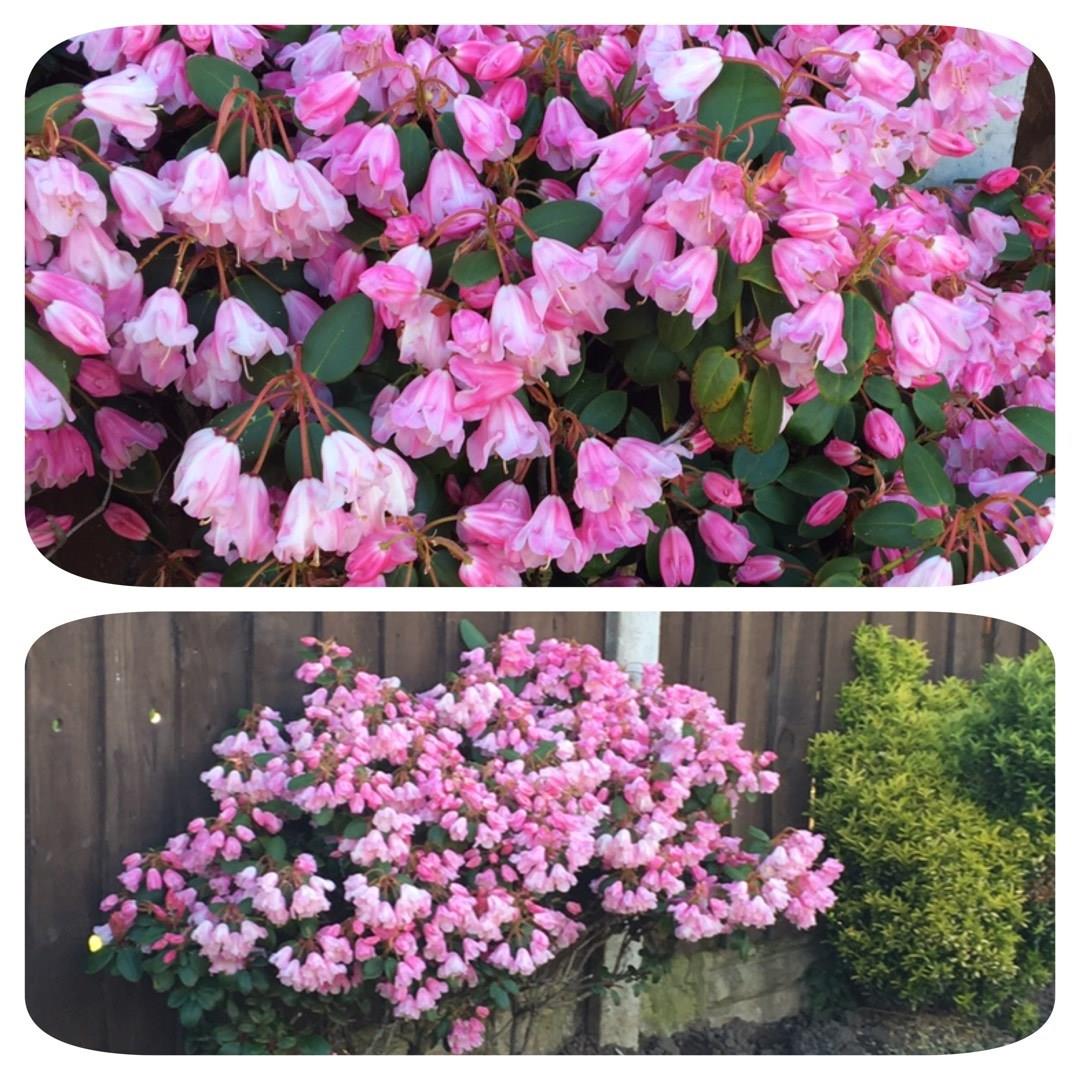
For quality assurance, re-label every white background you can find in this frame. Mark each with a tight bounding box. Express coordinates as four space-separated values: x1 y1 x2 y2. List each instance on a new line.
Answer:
4 1 1071 1072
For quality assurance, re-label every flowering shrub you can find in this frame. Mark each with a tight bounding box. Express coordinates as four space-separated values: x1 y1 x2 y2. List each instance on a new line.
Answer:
87 628 841 1053
808 625 1051 1033
27 25 1054 586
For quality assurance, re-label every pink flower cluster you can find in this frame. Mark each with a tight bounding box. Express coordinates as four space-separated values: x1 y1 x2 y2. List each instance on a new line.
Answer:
92 630 841 1052
27 25 1053 585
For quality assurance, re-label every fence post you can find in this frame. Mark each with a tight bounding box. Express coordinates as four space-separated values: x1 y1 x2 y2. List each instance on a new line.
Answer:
593 611 661 1050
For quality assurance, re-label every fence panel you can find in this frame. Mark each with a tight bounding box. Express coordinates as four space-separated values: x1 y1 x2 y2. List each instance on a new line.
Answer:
26 611 1037 1052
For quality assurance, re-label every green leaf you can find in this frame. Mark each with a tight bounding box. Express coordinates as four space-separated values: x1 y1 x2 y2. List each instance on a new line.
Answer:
515 200 602 257
395 123 431 195
711 249 744 323
702 382 749 447
448 249 501 286
301 294 374 383
999 231 1034 262
697 60 782 161
1005 406 1054 455
490 984 511 1010
785 397 840 445
26 83 83 134
732 440 788 488
753 484 806 525
115 949 142 984
1024 264 1054 294
865 374 902 409
815 365 862 403
841 292 876 369
286 772 320 792
657 310 695 351
459 619 489 651
902 442 955 509
736 247 780 292
86 945 114 975
111 452 161 495
745 365 783 451
178 1001 204 1029
692 347 741 413
263 835 287 861
659 378 680 431
185 54 259 112
606 304 656 341
623 336 679 385
912 389 947 432
299 1035 333 1055
852 501 919 548
778 458 848 497
579 390 627 434
230 275 288 331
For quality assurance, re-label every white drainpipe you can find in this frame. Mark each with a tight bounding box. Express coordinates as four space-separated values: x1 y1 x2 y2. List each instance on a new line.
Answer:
920 71 1029 186
595 611 661 1050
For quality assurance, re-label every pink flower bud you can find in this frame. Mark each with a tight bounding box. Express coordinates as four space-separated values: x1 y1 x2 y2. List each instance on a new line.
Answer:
94 406 166 472
729 212 764 264
25 362 75 430
979 166 1021 194
293 70 363 134
41 299 110 355
804 489 848 527
863 408 906 459
454 95 520 172
927 129 975 157
104 504 151 541
659 526 694 586
81 65 159 148
824 438 860 467
702 473 742 507
698 510 753 564
734 554 784 584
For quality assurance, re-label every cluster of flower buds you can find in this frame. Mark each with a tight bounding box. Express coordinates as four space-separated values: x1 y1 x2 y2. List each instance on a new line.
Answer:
91 630 841 1052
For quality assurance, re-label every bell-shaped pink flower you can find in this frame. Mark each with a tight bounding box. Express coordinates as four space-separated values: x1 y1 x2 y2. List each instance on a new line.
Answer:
25 157 107 237
652 47 723 121
26 425 94 490
344 523 417 585
320 430 377 509
529 239 627 334
94 406 166 473
641 246 718 328
512 495 575 569
168 148 232 230
465 396 550 471
171 428 241 519
659 526 695 586
81 65 159 148
454 94 520 172
573 438 623 512
274 477 334 563
490 283 547 358
293 71 363 135
56 220 137 290
770 291 848 388
411 150 495 237
698 510 753 564
110 165 173 242
206 474 276 563
537 97 598 171
25 362 75 430
458 480 532 548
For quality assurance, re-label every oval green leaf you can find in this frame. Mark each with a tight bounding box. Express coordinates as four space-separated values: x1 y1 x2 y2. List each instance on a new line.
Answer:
515 200 602 257
901 441 956 509
692 347 741 413
185 54 259 112
623 335 680 386
852 501 919 548
697 60 782 161
301 294 374 383
745 365 783 451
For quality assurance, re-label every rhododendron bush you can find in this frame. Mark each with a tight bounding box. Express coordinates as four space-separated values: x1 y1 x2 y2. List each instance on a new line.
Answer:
87 629 841 1054
27 25 1054 586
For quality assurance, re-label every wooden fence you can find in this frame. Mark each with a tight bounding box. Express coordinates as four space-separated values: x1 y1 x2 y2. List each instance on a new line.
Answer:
25 611 1042 1053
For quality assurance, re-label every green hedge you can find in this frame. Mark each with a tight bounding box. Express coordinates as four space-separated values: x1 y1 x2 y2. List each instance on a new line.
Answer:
808 626 1053 1029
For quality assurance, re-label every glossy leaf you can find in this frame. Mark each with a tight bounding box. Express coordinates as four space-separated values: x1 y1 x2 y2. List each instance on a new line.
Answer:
902 442 955 508
1005 406 1054 455
449 249 501 286
515 200 602 257
579 390 627 434
692 347 741 413
853 501 919 548
623 336 679 385
744 365 783 451
301 294 375 383
185 54 259 112
698 60 782 161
